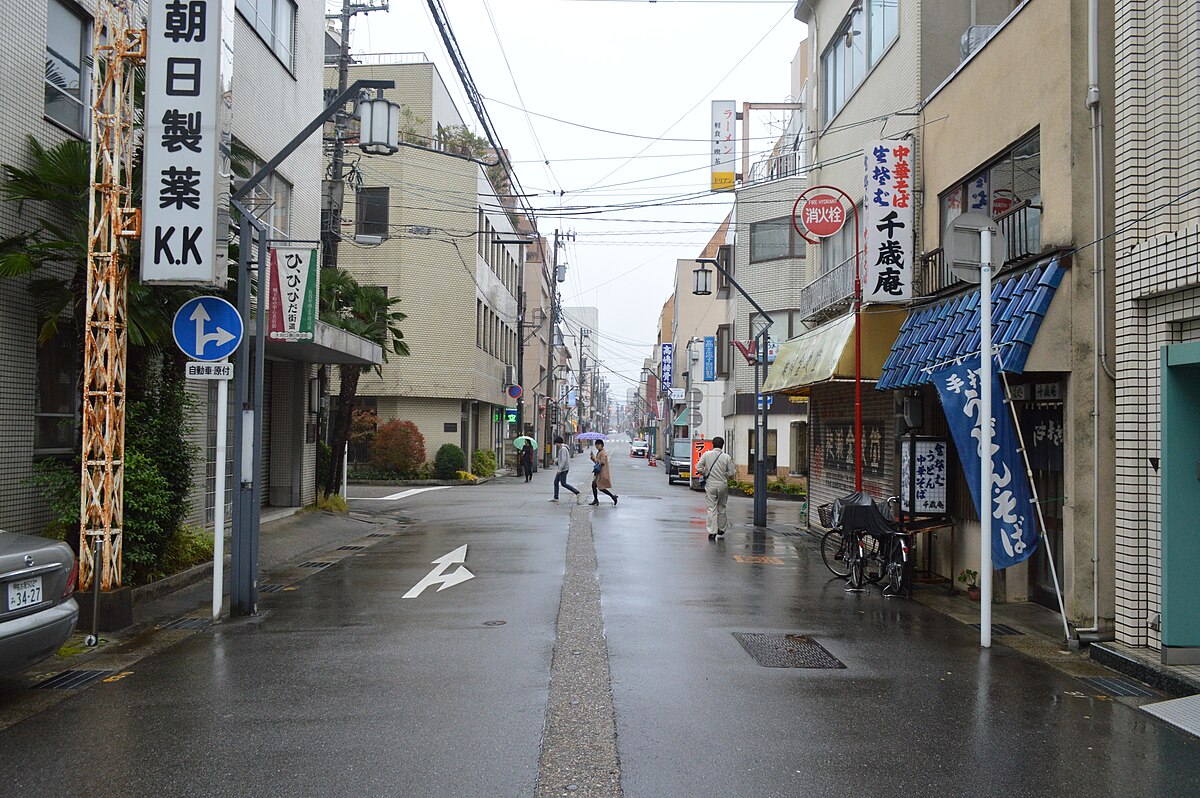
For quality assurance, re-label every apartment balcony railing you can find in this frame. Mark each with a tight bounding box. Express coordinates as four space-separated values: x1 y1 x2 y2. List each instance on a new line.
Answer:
800 255 857 322
919 201 1043 297
745 150 805 186
325 51 431 67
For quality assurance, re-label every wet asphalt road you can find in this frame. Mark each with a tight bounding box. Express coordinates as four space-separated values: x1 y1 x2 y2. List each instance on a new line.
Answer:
1 443 1199 797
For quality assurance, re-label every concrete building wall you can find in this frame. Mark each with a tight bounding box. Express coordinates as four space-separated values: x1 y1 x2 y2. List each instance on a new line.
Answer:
918 0 1116 619
1112 0 1200 649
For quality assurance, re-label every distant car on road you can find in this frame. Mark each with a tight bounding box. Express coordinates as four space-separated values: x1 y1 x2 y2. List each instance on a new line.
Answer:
666 438 692 485
630 440 649 458
1 530 79 676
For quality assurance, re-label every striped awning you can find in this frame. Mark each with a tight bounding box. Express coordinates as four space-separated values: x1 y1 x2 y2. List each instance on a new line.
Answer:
876 258 1065 390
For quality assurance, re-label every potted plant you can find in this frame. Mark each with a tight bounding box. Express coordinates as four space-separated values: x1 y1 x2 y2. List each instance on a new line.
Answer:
958 569 981 601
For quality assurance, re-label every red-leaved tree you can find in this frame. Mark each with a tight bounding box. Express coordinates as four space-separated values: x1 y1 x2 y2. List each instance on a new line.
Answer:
369 420 426 476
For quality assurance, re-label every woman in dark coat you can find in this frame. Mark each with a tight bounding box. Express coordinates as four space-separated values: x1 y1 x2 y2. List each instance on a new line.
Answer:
521 441 535 483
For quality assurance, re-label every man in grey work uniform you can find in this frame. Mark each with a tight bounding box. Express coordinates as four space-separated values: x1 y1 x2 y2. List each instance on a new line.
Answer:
549 435 581 503
695 436 735 539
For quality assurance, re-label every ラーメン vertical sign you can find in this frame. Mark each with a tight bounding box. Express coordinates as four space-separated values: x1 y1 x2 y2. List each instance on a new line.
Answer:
141 0 233 284
864 140 914 302
710 101 736 192
267 247 318 341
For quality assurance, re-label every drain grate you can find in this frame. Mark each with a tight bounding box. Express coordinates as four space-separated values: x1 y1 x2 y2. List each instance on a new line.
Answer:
1078 676 1158 698
733 633 846 669
969 623 1025 636
299 561 333 569
337 545 366 551
367 533 392 538
33 669 113 690
258 583 285 593
158 617 211 631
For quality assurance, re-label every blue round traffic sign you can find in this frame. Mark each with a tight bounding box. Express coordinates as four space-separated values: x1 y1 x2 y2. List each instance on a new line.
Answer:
507 384 523 400
172 297 244 362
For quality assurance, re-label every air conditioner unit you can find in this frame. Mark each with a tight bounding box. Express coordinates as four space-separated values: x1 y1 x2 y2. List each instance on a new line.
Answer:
504 365 516 386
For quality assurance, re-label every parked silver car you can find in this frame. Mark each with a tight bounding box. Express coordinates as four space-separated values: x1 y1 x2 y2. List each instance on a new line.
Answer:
1 530 79 676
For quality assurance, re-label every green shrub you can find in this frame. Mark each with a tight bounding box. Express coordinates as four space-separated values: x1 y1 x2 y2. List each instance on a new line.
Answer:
160 525 215 575
471 449 496 477
416 462 434 480
434 443 466 479
369 420 426 475
316 441 332 489
121 449 177 583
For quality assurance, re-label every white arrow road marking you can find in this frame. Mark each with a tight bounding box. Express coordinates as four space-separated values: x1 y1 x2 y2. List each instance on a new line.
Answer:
403 544 474 598
191 303 235 354
351 486 453 501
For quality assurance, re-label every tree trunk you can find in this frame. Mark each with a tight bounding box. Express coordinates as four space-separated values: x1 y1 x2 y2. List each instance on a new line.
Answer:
324 365 364 497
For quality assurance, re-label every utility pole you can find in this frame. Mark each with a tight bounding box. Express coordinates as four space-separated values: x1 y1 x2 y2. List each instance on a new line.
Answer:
323 0 389 274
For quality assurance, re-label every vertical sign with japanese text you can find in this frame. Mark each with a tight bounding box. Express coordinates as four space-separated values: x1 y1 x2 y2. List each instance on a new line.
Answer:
711 101 736 192
864 140 913 303
142 0 232 284
933 355 1038 569
900 437 949 514
267 246 318 341
661 343 674 391
703 336 716 381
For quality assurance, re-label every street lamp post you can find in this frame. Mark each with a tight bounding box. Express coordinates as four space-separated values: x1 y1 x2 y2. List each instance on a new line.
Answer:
228 78 396 617
693 258 772 527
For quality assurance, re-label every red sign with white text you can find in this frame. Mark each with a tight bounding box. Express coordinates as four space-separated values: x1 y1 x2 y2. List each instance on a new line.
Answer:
800 194 846 238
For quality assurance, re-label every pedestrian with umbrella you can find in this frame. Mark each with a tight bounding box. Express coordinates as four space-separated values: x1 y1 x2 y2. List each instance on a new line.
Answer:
583 435 618 506
513 436 537 482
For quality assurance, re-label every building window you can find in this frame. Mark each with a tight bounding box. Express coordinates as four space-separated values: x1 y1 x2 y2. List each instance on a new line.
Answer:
821 0 899 125
236 0 297 69
750 217 805 263
45 0 89 136
716 324 732 378
356 187 389 240
819 207 861 276
35 323 79 452
715 244 734 296
235 147 293 239
939 131 1041 257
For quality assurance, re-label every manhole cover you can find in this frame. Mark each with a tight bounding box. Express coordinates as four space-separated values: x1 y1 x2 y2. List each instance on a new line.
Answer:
33 669 113 690
299 561 333 569
337 545 366 551
1078 676 1157 697
733 633 846 669
969 623 1025 636
158 617 211 631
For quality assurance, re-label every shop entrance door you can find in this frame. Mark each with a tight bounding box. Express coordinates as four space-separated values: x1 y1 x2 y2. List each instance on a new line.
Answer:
1160 343 1200 662
1017 399 1064 610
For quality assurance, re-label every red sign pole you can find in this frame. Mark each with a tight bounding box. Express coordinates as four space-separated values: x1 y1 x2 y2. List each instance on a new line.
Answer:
792 185 863 491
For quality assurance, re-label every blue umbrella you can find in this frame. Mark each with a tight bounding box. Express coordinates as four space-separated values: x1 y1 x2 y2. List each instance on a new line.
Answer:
577 432 607 441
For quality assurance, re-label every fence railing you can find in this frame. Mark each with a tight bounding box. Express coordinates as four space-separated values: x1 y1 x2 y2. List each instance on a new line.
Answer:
325 51 431 67
800 255 857 321
745 150 805 186
919 201 1043 297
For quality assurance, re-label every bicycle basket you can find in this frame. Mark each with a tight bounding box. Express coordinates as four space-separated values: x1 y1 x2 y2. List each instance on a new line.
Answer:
817 503 833 528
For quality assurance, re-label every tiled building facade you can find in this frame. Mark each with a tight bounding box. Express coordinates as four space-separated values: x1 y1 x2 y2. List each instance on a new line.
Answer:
1113 1 1200 652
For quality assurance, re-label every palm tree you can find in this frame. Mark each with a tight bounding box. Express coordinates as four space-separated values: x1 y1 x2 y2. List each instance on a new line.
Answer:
319 267 409 496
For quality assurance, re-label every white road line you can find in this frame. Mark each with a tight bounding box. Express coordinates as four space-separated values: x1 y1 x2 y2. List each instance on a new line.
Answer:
350 485 454 501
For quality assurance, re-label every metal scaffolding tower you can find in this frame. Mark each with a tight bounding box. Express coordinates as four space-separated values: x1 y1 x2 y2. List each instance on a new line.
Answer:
79 0 143 590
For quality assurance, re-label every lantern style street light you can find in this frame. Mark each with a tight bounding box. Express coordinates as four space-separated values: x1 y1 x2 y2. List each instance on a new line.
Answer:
693 258 773 527
356 90 401 155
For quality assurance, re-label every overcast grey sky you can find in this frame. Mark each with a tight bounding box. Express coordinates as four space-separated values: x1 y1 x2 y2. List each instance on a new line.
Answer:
338 0 808 394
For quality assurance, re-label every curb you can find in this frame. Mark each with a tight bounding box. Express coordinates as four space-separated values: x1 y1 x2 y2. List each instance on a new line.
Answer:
1089 642 1200 698
349 477 493 487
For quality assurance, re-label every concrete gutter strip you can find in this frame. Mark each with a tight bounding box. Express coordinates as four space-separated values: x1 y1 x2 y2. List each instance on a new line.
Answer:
536 505 622 798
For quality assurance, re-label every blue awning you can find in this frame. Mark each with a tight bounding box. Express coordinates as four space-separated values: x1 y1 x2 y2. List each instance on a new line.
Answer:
876 258 1065 390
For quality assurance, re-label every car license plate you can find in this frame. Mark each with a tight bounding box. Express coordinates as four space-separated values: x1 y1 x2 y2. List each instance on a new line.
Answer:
7 577 43 611
681 471 690 479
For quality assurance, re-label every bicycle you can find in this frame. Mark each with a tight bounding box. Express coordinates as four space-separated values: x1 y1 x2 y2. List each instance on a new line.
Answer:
818 496 911 595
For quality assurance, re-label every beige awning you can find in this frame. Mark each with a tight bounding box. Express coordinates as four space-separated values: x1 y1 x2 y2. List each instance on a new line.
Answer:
763 308 906 395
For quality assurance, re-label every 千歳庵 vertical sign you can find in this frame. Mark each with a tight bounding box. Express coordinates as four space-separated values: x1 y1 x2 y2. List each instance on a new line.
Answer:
661 343 674 390
142 0 233 284
864 140 913 302
710 101 736 192
267 247 318 341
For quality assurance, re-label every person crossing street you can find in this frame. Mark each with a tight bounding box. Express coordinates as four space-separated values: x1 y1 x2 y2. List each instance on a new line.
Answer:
548 436 581 503
695 436 735 539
